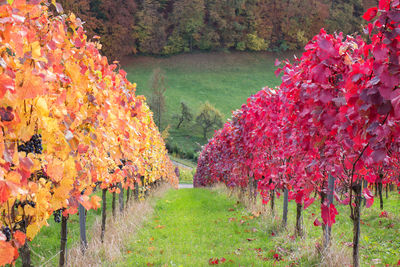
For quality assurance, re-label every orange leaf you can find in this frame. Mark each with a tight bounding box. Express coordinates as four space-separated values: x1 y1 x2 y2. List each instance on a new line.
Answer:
46 158 64 183
13 231 25 248
0 241 17 266
90 195 101 210
0 73 14 97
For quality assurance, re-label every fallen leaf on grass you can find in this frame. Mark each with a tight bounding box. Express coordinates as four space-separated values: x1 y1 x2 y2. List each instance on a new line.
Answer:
160 250 164 255
343 242 353 247
155 225 165 229
273 253 282 261
149 237 154 242
247 238 255 242
379 211 388 218
228 208 235 212
148 246 155 251
251 228 258 232
240 220 245 224
228 217 236 222
252 211 261 217
147 263 154 266
126 250 132 254
209 258 219 265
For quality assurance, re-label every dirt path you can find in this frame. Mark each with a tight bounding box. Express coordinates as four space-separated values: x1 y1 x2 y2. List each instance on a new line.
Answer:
171 160 193 171
178 183 193 189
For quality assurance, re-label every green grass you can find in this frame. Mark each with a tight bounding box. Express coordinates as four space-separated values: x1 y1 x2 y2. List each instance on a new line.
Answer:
123 51 283 157
118 188 400 266
17 189 116 266
120 188 309 266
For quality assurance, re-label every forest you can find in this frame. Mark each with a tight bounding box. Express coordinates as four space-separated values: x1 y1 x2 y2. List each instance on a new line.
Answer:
58 0 378 60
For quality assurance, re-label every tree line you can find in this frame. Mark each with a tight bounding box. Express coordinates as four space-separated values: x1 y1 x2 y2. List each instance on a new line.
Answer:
58 0 376 60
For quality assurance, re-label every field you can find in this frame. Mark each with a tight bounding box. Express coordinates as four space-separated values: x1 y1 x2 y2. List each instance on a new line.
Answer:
123 52 283 159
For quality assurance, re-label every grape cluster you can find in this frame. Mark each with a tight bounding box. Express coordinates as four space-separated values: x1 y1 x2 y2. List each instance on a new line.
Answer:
15 200 36 208
18 134 43 155
53 209 62 223
1 226 11 241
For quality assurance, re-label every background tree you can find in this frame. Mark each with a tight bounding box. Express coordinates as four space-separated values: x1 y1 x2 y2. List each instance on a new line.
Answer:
325 0 364 35
174 101 193 129
166 0 205 54
148 68 167 130
196 102 224 139
134 0 169 54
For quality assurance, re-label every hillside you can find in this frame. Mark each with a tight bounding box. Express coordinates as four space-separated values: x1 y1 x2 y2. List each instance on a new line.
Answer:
123 51 282 159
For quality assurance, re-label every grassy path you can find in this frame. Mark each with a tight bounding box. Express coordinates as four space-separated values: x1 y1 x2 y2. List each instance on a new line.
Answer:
117 187 400 267
120 188 282 266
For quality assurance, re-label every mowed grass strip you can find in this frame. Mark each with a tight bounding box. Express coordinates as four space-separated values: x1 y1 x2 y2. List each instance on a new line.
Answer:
120 187 400 267
121 188 285 266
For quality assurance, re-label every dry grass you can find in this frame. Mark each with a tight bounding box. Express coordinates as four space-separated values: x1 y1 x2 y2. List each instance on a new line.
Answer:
212 183 352 267
66 184 171 267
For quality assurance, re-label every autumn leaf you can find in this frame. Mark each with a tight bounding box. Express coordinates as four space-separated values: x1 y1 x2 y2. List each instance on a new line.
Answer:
13 230 26 248
0 241 17 265
0 181 10 204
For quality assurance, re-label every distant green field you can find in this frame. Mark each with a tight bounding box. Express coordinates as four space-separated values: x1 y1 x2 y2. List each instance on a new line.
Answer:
123 51 284 159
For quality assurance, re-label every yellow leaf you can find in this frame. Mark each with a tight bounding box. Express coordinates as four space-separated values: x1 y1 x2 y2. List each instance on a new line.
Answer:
35 97 49 117
31 41 41 59
26 224 40 241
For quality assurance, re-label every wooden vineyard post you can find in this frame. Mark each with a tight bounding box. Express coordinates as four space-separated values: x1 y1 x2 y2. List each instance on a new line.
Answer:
59 215 68 267
295 203 303 237
126 187 130 206
112 191 116 217
79 204 87 253
118 182 124 213
282 188 289 228
323 175 335 249
101 188 107 243
134 181 139 200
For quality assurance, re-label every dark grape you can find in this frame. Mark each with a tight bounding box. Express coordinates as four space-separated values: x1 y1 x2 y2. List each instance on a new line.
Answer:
2 226 11 241
53 209 62 223
18 134 43 155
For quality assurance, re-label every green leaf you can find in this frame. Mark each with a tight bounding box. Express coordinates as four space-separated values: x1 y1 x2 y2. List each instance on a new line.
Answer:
7 0 14 5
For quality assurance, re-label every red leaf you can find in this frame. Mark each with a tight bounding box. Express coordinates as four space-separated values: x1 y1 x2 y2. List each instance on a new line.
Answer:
371 149 386 163
379 0 390 10
303 197 315 209
220 258 226 263
340 197 350 205
363 7 378 21
321 203 338 227
0 181 10 204
314 218 322 226
363 188 374 208
379 211 388 218
209 258 219 265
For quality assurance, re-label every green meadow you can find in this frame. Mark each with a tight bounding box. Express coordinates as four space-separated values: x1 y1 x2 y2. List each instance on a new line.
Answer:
123 52 283 159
